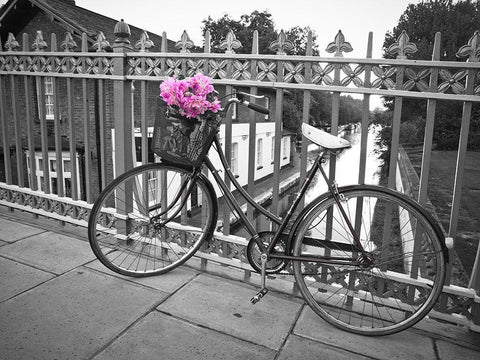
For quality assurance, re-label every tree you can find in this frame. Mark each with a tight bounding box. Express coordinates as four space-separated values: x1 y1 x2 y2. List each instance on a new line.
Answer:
202 11 319 55
202 11 277 54
379 0 480 151
202 11 360 134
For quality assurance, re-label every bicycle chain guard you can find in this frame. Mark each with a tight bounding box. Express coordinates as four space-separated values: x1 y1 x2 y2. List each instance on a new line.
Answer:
246 231 288 274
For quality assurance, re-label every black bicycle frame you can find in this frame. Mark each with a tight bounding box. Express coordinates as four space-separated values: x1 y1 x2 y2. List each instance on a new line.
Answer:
203 134 366 264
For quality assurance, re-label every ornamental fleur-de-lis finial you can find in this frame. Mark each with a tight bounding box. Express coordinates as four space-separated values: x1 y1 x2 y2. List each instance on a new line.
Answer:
326 30 353 57
175 30 194 53
93 31 111 52
61 32 77 52
387 30 418 59
32 30 48 51
456 30 480 62
5 32 20 51
135 30 154 52
269 30 294 55
219 30 242 54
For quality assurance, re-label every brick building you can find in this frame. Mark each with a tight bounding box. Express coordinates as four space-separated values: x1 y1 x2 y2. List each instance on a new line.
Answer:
0 0 282 202
0 0 178 199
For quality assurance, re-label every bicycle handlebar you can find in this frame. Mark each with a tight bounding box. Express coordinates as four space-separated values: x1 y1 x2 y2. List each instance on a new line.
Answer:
223 92 270 116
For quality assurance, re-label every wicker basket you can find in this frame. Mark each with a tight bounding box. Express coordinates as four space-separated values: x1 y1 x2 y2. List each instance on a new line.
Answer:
152 105 218 167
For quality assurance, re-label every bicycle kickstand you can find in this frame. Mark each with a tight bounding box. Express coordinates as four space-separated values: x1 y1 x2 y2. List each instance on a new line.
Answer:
250 253 269 304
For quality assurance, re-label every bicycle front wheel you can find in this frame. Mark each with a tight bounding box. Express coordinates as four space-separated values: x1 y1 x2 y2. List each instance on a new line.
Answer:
88 163 217 277
292 185 446 336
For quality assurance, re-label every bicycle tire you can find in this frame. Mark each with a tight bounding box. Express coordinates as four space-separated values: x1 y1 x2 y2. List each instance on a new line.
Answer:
88 163 218 277
292 185 446 336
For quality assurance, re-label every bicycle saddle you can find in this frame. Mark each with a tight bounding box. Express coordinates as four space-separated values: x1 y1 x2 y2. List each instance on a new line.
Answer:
302 123 351 150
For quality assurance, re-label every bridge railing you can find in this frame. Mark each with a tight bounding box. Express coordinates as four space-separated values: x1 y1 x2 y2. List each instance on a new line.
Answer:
1 22 479 330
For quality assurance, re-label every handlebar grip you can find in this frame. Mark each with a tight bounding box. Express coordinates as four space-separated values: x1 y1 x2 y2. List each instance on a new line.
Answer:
246 102 270 115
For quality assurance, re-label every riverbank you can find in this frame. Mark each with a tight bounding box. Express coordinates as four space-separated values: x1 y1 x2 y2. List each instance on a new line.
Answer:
406 149 480 287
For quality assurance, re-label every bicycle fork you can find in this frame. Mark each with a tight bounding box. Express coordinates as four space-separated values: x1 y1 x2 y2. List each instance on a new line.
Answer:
250 253 269 304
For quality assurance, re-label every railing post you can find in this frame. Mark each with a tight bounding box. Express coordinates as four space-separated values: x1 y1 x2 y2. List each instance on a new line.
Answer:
112 19 134 177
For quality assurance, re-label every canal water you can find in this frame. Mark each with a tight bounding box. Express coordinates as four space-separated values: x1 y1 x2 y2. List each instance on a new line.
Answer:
232 125 382 237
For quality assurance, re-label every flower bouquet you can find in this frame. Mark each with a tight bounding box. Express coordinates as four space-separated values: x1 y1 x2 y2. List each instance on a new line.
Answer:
152 74 221 167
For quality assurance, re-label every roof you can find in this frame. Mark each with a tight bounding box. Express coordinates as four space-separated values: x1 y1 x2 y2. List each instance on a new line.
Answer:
0 0 179 52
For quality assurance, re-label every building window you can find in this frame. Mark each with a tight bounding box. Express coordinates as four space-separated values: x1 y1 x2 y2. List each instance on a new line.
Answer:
256 138 263 169
44 76 55 120
231 142 238 175
30 152 80 198
282 137 288 160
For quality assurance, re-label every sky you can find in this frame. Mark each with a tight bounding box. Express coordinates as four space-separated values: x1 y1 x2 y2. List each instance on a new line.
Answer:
74 0 422 58
0 0 422 58
0 0 424 109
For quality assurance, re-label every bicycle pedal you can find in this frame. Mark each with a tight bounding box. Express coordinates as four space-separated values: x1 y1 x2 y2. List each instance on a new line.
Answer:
250 288 269 304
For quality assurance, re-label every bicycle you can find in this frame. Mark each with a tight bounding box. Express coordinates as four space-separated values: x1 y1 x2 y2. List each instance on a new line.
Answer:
88 90 449 336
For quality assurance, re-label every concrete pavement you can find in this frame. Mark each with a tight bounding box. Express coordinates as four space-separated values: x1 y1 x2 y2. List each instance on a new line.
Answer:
1 210 480 360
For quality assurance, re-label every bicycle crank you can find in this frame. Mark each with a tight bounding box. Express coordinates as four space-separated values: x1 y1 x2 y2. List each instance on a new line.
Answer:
246 231 288 274
250 253 269 304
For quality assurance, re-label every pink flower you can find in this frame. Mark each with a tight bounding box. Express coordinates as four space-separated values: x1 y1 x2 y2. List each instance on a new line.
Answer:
159 74 220 119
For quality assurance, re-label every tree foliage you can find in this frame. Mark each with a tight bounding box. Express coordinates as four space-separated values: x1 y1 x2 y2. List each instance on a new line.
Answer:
202 11 362 133
378 0 480 152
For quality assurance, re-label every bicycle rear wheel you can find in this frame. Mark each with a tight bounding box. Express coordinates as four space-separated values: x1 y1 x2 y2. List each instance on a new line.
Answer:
292 185 446 335
88 163 217 277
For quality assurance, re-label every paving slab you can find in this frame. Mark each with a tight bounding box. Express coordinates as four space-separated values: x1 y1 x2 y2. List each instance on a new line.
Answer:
86 259 199 293
158 274 302 350
414 316 480 350
294 307 436 360
437 339 480 360
277 334 372 360
0 217 45 243
0 267 166 360
93 311 276 360
0 256 55 302
0 231 96 274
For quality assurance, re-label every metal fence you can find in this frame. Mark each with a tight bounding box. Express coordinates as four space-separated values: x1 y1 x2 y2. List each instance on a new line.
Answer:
1 21 479 330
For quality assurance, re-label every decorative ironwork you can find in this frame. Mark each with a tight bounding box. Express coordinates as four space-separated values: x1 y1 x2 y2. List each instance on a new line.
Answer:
257 61 277 82
341 64 364 86
93 31 110 52
218 30 242 54
312 63 334 85
0 186 91 225
208 59 227 79
438 69 467 94
269 30 294 55
175 31 194 53
326 30 353 57
371 65 397 89
232 60 251 80
166 58 182 77
135 31 154 52
145 57 162 76
128 57 142 75
456 30 480 61
186 58 206 77
32 30 48 51
284 62 304 83
387 30 418 59
5 33 20 51
114 19 131 45
404 68 430 91
61 32 77 52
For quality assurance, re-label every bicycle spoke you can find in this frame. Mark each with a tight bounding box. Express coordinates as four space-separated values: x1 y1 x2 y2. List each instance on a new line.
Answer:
293 187 445 335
